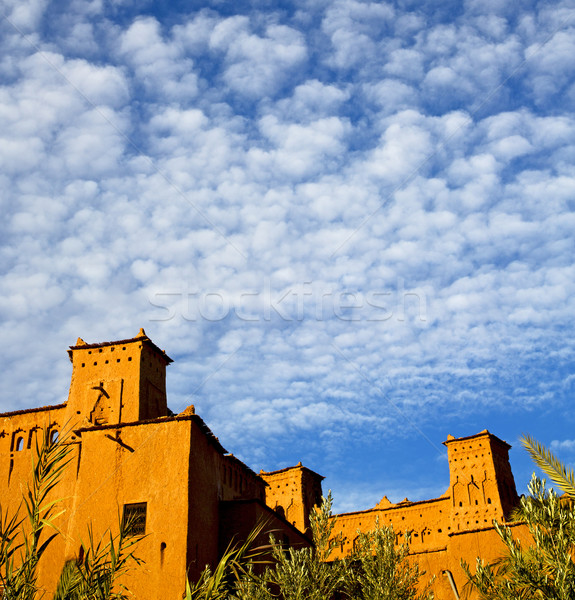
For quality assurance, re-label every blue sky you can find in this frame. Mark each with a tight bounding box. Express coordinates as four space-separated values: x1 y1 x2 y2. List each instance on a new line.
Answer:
1 0 574 513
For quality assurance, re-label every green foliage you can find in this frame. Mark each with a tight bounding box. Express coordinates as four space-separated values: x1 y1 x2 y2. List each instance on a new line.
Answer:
262 491 345 600
464 437 575 600
53 518 144 600
188 492 431 600
345 523 433 600
185 519 270 600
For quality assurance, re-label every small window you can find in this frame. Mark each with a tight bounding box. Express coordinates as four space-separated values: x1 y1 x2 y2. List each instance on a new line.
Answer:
16 437 24 451
50 430 59 444
123 502 147 536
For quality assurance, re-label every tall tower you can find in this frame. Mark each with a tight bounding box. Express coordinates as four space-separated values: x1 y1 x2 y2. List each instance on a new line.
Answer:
444 430 519 531
260 464 324 535
64 329 172 428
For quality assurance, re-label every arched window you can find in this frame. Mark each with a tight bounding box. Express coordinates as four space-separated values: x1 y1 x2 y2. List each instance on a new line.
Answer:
50 430 59 444
16 437 24 451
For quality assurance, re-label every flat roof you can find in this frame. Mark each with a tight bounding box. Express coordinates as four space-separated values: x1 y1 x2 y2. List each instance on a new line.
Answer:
68 330 173 364
0 403 66 418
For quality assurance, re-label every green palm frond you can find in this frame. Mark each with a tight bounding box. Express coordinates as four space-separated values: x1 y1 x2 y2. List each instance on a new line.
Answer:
521 435 575 499
53 559 83 600
187 517 271 600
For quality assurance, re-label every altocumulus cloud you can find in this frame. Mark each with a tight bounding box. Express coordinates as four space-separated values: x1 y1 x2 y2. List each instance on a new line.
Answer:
1 0 575 510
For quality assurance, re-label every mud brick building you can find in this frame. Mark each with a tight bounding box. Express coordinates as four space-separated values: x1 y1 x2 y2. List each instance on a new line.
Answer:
0 330 319 598
0 330 527 599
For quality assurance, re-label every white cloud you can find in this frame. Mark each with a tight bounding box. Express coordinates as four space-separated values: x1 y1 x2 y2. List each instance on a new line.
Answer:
117 16 198 101
2 0 48 32
210 18 307 98
526 29 575 106
253 115 350 179
1 0 575 511
272 79 350 121
551 439 575 453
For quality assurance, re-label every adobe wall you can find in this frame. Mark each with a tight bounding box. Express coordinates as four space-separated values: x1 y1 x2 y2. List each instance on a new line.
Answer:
331 495 453 562
59 418 196 599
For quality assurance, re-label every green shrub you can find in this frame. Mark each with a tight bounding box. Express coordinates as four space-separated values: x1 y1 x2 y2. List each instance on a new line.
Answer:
187 492 432 600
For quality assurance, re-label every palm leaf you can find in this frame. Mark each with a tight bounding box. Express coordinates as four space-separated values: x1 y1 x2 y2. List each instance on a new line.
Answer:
521 435 575 499
186 517 272 600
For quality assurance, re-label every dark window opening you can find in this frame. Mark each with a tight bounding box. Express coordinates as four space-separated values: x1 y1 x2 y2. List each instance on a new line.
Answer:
123 502 147 536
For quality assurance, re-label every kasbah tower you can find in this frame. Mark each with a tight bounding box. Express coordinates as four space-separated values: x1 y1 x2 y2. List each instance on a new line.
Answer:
0 329 530 599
